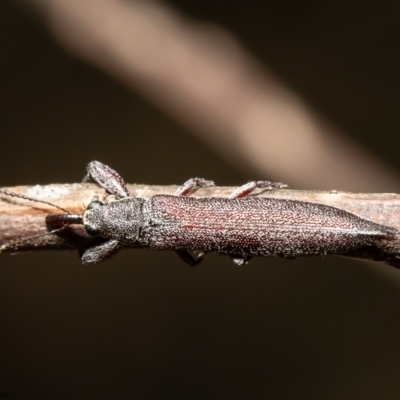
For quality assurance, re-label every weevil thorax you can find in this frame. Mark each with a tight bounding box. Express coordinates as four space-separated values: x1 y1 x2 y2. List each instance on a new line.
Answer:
83 197 146 244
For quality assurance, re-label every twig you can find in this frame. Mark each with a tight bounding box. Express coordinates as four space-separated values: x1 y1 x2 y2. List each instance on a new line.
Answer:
1 183 399 267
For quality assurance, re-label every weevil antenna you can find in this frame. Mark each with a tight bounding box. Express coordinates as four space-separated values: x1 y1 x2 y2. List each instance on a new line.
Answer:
1 226 73 252
0 188 70 214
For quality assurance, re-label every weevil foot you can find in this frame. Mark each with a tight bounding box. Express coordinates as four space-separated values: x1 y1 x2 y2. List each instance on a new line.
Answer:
175 178 215 196
229 254 252 265
83 161 130 199
80 239 122 264
229 181 288 198
176 250 205 267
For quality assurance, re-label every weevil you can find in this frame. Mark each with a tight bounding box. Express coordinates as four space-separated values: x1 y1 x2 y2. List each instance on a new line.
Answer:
41 161 400 265
1 161 397 265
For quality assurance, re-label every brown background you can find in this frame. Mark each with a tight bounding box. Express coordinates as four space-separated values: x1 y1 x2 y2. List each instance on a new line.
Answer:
1 1 400 399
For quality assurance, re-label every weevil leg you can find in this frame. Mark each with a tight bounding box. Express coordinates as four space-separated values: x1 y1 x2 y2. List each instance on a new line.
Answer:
228 254 252 265
80 239 122 264
229 181 288 198
175 178 215 196
176 250 205 267
83 161 130 199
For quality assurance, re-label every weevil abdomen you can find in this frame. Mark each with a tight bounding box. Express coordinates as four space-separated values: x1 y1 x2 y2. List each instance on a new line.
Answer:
141 195 397 258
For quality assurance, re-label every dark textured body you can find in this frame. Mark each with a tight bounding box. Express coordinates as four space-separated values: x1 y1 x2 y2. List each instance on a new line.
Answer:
85 195 397 259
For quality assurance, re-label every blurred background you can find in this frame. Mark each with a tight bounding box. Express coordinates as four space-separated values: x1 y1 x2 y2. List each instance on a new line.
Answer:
1 0 400 398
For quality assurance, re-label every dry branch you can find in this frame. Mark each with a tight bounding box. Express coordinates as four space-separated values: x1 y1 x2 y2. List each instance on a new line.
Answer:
1 183 400 267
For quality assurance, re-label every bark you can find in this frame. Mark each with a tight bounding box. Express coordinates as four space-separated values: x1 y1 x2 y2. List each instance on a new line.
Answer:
1 183 399 267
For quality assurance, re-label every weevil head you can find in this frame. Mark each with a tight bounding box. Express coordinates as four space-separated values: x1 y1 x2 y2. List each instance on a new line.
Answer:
83 198 145 244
